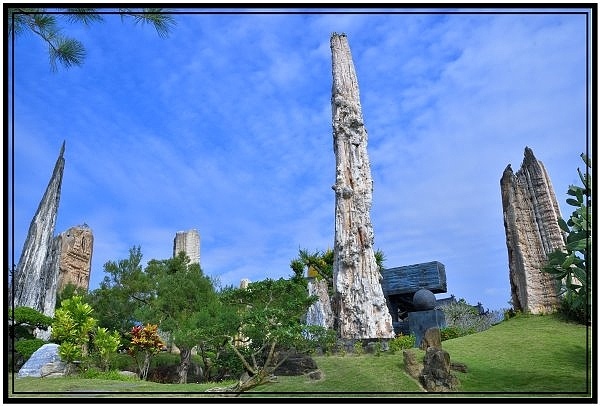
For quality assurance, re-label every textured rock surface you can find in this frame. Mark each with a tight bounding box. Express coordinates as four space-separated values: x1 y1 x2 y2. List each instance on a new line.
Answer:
57 225 94 293
330 33 394 339
17 343 64 378
501 147 565 314
419 347 459 392
305 279 334 329
11 142 65 318
173 229 200 264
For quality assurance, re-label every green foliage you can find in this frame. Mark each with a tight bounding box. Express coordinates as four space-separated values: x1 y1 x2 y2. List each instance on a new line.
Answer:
8 306 53 340
80 368 139 381
56 283 89 309
543 153 591 324
88 246 149 339
440 299 499 336
440 326 469 341
219 276 317 390
51 296 97 349
388 334 416 353
14 338 45 359
353 341 364 355
92 327 121 371
8 8 176 71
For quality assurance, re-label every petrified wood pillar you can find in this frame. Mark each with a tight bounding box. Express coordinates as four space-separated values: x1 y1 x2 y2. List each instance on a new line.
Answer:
11 142 65 317
501 147 565 314
330 33 394 339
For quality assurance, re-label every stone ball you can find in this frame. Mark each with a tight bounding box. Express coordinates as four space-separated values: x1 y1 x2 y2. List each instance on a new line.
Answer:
413 289 436 310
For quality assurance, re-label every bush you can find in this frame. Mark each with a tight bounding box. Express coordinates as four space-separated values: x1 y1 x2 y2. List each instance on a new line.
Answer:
440 326 468 341
388 334 415 353
441 299 500 335
80 368 139 381
14 338 45 359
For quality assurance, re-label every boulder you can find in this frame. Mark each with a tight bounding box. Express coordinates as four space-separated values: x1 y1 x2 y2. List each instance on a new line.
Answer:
403 350 423 380
420 327 442 350
18 343 65 378
419 347 459 392
273 350 318 376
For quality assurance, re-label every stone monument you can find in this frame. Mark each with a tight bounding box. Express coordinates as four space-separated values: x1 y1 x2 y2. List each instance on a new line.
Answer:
173 229 200 264
56 225 94 293
501 147 565 314
330 33 394 340
11 142 65 318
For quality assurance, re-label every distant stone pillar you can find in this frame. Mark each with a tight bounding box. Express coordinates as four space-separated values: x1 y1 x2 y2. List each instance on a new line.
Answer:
173 229 200 265
330 33 394 340
11 142 65 318
501 147 565 314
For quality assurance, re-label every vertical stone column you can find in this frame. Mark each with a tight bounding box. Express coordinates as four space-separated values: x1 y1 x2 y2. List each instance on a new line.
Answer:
330 33 394 339
173 229 200 265
11 142 65 317
501 147 566 314
56 225 94 293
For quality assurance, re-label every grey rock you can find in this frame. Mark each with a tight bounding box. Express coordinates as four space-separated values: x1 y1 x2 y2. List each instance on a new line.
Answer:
18 343 62 378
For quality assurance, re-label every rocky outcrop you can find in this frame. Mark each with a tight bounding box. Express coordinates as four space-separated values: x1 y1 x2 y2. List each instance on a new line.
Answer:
11 142 65 318
330 33 394 340
501 147 566 314
173 229 200 264
56 225 93 293
420 347 459 392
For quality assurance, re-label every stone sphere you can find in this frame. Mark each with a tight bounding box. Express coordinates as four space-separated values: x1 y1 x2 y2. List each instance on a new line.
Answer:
413 289 436 310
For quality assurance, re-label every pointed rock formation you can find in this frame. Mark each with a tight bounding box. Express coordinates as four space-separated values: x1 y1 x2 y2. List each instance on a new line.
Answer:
501 147 566 314
330 33 394 339
11 142 65 317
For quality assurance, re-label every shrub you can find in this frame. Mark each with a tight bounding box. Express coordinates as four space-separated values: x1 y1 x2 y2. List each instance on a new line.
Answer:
440 326 465 341
389 334 415 353
441 299 500 335
14 338 45 359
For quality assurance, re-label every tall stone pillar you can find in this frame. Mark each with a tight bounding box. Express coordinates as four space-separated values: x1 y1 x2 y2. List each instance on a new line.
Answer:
11 141 65 317
173 229 200 265
330 33 394 340
501 147 566 314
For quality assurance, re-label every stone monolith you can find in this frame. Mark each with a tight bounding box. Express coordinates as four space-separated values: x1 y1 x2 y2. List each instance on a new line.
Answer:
501 147 565 314
330 33 394 339
11 142 65 318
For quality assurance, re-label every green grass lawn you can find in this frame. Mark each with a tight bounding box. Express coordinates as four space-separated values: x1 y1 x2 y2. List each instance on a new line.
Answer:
8 314 592 399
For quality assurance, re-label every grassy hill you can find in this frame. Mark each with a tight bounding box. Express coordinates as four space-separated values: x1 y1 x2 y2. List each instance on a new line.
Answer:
9 314 592 399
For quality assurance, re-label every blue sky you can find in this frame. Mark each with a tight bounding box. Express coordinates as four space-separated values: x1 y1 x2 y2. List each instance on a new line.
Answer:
8 7 591 312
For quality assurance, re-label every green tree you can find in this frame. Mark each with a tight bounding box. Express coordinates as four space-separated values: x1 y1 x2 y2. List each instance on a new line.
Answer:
544 153 592 324
8 306 53 370
217 276 317 392
88 246 151 338
8 7 176 71
142 252 223 384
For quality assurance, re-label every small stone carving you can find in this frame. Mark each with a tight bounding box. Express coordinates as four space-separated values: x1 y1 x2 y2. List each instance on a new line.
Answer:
57 225 94 293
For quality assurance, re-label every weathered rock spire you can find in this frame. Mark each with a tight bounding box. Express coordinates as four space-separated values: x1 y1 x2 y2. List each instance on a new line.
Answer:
501 146 565 314
11 141 65 317
330 33 394 339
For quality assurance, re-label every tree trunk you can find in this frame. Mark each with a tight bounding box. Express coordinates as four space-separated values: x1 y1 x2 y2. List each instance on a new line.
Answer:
330 33 394 340
177 346 191 384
